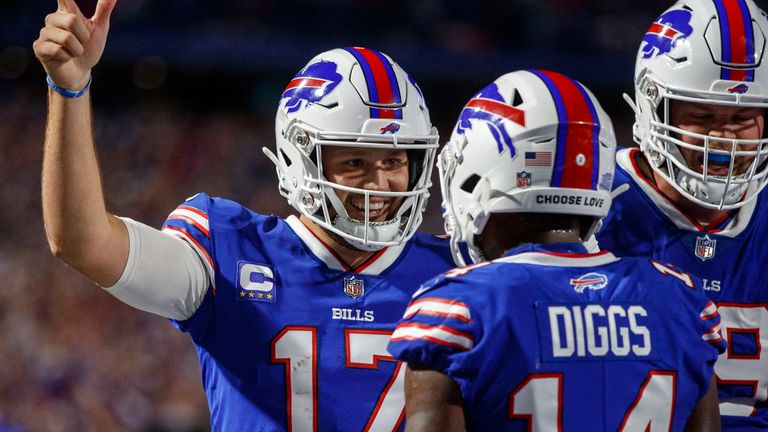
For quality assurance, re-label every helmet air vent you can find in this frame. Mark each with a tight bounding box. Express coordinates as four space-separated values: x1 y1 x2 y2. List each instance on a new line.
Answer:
512 90 524 107
460 174 482 193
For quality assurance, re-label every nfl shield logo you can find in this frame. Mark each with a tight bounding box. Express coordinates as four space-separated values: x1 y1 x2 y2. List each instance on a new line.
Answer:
517 171 532 188
344 276 365 299
695 235 716 261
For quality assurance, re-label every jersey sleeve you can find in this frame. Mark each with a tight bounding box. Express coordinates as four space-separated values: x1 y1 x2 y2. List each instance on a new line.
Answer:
388 276 479 375
162 193 216 283
698 299 727 355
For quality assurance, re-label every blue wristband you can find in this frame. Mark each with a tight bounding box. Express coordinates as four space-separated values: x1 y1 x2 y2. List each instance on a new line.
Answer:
46 75 92 98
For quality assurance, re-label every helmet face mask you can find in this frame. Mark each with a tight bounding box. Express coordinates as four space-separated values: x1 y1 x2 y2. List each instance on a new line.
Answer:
632 0 768 210
264 48 438 251
439 70 617 266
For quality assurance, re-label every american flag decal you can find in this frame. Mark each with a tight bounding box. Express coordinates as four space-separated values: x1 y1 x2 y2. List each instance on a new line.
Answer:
525 151 552 167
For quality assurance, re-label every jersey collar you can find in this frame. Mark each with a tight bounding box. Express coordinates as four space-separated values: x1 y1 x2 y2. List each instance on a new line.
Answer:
618 148 756 237
285 215 407 275
495 242 618 267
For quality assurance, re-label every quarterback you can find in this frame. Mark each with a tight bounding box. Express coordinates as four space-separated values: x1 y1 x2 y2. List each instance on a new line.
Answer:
34 0 456 429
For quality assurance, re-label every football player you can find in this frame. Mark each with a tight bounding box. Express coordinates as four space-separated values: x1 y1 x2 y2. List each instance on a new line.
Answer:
388 70 725 431
34 0 456 429
595 0 768 429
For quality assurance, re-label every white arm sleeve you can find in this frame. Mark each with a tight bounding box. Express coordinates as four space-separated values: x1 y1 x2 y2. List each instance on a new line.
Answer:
103 217 210 321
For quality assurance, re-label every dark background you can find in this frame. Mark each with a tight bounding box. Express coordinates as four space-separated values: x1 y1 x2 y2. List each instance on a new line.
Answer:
0 0 764 430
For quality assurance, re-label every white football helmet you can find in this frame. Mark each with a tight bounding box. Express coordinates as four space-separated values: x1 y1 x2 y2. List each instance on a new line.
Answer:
631 0 768 209
263 47 439 251
439 70 617 265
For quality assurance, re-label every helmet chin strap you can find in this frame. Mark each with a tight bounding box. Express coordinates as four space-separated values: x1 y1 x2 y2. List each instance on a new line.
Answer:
655 132 749 209
332 215 401 251
675 168 748 208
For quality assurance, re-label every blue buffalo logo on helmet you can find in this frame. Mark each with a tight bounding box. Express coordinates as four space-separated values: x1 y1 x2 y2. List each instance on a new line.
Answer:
641 9 694 59
281 61 343 114
455 83 526 157
379 122 401 134
727 83 750 94
570 272 609 293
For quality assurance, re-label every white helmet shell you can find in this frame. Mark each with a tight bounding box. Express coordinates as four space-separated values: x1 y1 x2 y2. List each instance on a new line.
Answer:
439 70 617 265
633 0 768 209
264 47 439 250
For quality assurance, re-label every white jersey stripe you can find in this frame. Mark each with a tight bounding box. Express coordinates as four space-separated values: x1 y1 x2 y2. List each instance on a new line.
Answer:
703 323 723 342
404 298 472 323
700 301 718 320
391 323 473 350
168 207 210 237
494 250 619 268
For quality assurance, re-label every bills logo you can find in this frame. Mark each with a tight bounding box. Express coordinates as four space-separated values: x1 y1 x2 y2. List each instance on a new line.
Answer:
455 83 525 157
379 122 401 134
641 9 693 59
344 276 365 299
727 83 749 94
695 235 717 261
516 171 532 188
570 272 608 293
281 61 343 113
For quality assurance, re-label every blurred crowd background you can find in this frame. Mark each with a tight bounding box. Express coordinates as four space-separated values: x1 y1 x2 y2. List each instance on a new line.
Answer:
2 0 762 430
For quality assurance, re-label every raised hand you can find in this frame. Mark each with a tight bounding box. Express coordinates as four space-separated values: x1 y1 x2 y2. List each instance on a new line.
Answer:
33 0 117 90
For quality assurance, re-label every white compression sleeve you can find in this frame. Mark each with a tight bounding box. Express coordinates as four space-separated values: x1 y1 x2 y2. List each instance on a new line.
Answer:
104 217 210 320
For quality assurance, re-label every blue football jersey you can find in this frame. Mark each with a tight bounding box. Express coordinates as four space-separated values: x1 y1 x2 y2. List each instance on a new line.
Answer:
388 243 725 432
597 148 768 430
161 192 456 431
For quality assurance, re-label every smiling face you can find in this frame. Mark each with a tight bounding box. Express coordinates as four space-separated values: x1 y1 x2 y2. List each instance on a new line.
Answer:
669 100 765 177
321 146 410 222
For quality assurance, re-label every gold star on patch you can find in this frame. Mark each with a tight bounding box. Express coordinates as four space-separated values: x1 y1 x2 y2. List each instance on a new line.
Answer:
267 294 273 300
249 292 255 298
240 291 245 297
258 293 264 299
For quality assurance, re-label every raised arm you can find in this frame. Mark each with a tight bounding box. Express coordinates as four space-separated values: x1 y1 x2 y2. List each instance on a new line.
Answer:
34 0 127 286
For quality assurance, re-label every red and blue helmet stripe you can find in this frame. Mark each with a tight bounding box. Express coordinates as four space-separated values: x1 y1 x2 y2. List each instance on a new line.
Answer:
714 0 756 82
343 47 403 119
529 70 601 190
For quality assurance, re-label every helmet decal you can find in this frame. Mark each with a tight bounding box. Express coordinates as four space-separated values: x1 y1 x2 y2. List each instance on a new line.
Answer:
714 0 757 81
343 47 403 119
640 9 694 59
726 83 749 93
281 61 343 113
379 122 401 134
455 83 525 157
530 70 601 190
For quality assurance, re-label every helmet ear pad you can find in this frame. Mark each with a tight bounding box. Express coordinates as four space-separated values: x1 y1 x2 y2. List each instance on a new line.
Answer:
439 69 617 266
266 47 439 251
